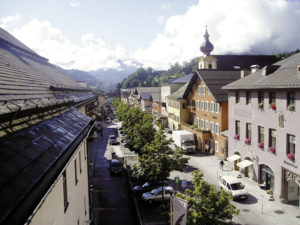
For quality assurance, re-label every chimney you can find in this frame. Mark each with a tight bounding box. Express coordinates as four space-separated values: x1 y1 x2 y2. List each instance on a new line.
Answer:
240 70 245 78
251 65 260 73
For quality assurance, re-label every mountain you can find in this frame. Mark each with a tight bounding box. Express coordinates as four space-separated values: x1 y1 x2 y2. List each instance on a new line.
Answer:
63 69 116 92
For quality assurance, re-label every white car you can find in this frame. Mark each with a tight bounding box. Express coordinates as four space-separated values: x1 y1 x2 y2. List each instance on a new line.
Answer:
141 186 174 204
219 175 248 201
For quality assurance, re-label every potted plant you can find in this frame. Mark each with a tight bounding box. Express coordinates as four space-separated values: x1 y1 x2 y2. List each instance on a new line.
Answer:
287 104 295 111
258 102 264 109
258 142 264 148
234 134 240 140
287 153 295 161
269 146 276 153
269 103 276 110
245 137 251 145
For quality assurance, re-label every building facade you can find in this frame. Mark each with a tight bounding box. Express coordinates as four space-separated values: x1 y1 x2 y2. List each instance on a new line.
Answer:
224 52 300 205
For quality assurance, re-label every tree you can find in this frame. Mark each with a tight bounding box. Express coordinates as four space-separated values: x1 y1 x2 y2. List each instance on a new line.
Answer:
137 126 189 183
177 170 239 225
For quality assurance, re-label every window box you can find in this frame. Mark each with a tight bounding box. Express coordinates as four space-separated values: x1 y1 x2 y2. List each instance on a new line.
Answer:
269 103 276 111
234 134 240 140
258 142 264 148
268 146 276 153
245 138 251 145
287 104 295 112
258 103 264 109
287 153 295 161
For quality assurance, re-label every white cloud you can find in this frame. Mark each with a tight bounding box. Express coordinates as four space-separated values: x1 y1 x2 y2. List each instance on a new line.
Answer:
160 3 171 10
157 15 166 25
11 19 133 71
0 14 21 29
70 1 80 7
134 0 300 70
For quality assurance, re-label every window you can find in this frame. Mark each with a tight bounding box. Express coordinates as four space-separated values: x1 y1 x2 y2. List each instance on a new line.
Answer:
63 171 68 212
246 123 252 139
79 151 82 173
201 119 205 129
235 92 240 103
269 129 276 149
287 92 296 111
215 141 219 152
182 103 187 109
202 87 206 95
201 101 204 110
287 134 296 155
198 86 201 95
74 160 78 185
258 126 264 144
215 123 220 134
269 92 276 104
235 121 240 136
205 120 209 130
215 103 220 113
258 92 264 109
196 117 200 128
211 102 215 112
246 92 251 105
205 101 209 111
210 121 215 133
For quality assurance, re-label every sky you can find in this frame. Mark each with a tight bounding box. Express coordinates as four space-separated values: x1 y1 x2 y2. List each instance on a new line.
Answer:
1 0 300 72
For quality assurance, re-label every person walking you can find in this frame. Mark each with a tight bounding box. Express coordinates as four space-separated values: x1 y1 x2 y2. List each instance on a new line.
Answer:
220 160 224 170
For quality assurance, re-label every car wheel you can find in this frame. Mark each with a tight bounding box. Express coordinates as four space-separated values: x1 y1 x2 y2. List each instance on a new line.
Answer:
147 199 153 204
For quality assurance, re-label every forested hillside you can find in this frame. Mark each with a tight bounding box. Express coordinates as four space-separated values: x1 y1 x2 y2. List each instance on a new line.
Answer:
120 58 198 88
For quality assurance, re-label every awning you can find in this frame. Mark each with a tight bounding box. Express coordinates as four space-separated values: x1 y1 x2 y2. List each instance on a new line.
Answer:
227 154 241 163
237 160 253 169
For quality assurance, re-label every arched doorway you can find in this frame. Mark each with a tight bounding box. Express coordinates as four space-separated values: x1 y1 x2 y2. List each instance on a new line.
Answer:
260 164 274 190
233 152 241 171
244 156 254 179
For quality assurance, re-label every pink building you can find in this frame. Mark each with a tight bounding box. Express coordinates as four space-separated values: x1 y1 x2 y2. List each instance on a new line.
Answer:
224 53 300 206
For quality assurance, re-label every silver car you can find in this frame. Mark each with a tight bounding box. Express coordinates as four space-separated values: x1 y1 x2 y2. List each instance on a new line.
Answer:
142 186 174 204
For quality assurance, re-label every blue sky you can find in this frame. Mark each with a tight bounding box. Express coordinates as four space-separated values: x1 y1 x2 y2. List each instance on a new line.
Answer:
1 0 300 71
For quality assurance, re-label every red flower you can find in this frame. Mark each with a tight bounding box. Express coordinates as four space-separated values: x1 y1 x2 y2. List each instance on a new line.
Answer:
234 134 240 140
269 103 276 110
269 146 275 153
258 142 264 148
245 138 251 145
287 153 295 161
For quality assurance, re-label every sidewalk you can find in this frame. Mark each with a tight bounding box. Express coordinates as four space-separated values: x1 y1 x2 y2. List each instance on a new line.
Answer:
179 153 300 225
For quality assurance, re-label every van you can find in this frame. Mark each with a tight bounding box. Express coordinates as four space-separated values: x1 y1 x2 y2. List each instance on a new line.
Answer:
219 175 248 201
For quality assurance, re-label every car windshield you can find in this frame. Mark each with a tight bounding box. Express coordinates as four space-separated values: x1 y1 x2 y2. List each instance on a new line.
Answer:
142 182 150 188
231 183 244 190
183 141 195 146
151 187 162 195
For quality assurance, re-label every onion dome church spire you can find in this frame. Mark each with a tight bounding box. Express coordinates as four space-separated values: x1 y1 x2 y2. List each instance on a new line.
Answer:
200 26 214 56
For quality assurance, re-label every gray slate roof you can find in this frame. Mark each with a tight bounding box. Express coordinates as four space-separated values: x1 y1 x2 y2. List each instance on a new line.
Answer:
0 108 91 225
0 27 91 104
167 82 189 100
140 92 152 100
223 52 300 90
184 70 244 102
170 74 193 84
213 55 278 70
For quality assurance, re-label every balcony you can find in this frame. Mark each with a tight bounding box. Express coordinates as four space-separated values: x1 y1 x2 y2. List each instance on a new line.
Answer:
188 105 196 112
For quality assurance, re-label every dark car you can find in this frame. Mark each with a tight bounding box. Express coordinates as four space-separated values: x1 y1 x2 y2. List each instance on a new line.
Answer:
109 135 118 145
133 181 169 198
110 159 123 174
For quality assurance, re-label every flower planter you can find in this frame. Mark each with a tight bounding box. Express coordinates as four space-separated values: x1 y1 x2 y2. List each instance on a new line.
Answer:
245 138 251 145
269 103 276 111
258 142 264 148
258 103 264 110
269 146 276 153
287 153 295 161
288 104 295 111
234 134 240 140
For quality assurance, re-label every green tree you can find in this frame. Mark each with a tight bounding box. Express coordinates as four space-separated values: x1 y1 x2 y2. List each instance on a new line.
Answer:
177 170 239 225
137 126 189 183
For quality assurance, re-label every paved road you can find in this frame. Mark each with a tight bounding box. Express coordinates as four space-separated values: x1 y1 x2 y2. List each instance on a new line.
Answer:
88 122 136 225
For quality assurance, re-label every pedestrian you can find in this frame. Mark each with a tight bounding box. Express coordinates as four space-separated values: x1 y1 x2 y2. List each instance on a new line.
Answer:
220 160 224 170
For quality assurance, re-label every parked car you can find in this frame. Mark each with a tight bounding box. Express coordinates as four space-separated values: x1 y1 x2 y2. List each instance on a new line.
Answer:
110 159 123 174
109 135 118 145
219 175 248 201
133 181 169 198
106 117 111 123
142 186 174 204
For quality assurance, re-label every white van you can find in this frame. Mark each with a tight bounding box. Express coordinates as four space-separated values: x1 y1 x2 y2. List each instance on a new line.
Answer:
219 175 248 201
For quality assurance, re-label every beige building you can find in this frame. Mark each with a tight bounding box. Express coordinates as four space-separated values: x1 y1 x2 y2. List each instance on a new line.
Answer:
0 27 97 225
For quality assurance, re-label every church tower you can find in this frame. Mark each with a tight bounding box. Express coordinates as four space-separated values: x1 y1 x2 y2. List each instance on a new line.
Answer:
198 26 217 69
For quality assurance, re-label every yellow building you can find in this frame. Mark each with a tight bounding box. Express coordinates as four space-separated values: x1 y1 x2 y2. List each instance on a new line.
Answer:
166 83 190 130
